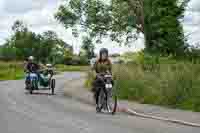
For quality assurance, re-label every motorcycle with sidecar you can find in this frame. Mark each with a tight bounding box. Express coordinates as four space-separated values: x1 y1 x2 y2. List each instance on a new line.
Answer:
25 64 55 95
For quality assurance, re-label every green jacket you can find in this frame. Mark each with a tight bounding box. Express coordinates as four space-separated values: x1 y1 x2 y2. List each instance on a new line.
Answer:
93 59 112 73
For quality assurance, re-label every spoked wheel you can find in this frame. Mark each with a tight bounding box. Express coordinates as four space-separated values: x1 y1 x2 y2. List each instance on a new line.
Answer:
96 88 118 114
96 88 118 115
50 79 55 95
29 87 33 94
25 81 30 90
27 82 33 94
96 89 106 113
105 88 118 115
29 79 36 94
31 78 38 94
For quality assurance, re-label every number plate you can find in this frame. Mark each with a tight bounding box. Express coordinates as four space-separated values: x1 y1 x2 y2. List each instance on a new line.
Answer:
30 73 37 77
104 75 112 78
105 84 112 88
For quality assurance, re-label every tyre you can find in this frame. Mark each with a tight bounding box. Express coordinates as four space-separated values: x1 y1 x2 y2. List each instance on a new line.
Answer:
96 89 107 113
25 80 30 90
50 79 55 95
105 92 118 115
29 88 33 94
29 79 37 94
96 87 118 115
29 80 34 94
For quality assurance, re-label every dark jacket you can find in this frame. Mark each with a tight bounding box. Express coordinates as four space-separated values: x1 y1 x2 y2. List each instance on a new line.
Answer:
25 62 40 73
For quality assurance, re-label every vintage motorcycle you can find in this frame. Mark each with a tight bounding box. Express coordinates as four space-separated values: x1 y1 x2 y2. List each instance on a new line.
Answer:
25 64 55 95
95 73 118 115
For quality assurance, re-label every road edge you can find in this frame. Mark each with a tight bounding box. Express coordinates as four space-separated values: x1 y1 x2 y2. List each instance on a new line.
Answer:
63 74 200 128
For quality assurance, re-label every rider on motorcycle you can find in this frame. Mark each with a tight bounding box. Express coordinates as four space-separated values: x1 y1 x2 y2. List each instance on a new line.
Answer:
25 56 40 89
92 48 113 109
25 56 40 73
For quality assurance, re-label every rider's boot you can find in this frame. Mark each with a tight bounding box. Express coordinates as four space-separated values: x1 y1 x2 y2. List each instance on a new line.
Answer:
96 105 101 113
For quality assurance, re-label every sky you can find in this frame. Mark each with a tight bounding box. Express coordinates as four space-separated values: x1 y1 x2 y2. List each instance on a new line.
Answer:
0 0 199 54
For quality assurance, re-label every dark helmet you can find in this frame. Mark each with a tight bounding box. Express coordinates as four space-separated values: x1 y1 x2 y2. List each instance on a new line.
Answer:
99 48 108 56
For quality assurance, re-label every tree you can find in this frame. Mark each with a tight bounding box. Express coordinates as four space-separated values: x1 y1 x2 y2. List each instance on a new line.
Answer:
0 42 17 60
7 20 40 59
55 0 190 56
81 36 95 59
143 0 190 56
63 48 74 65
38 31 57 62
49 39 73 64
0 20 72 63
12 20 28 33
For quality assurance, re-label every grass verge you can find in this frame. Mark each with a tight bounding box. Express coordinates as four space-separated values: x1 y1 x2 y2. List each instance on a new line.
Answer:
0 61 24 80
85 59 200 112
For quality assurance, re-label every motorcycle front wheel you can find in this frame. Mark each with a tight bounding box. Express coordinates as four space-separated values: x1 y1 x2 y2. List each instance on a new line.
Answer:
96 88 118 115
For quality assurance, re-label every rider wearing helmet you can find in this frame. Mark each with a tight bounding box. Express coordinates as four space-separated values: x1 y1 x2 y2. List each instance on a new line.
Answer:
92 48 112 109
93 48 112 74
25 56 40 73
24 56 40 89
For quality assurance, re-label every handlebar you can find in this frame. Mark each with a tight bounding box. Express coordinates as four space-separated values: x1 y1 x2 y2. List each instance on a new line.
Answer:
96 73 113 81
97 72 112 77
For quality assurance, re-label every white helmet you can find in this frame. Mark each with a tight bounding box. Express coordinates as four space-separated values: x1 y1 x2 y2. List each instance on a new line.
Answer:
28 56 34 61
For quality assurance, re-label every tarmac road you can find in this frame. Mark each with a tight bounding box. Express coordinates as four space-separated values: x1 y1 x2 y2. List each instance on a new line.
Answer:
0 72 199 133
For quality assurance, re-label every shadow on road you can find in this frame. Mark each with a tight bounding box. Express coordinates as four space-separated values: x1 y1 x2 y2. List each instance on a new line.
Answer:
25 91 55 96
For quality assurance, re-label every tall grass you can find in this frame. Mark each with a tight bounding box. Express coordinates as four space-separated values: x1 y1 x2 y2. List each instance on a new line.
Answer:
86 58 200 112
113 61 200 112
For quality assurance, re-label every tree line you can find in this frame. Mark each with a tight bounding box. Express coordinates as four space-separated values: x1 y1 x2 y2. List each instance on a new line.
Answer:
1 0 200 65
0 20 94 65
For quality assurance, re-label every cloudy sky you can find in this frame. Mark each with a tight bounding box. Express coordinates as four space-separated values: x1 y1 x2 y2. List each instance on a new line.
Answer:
184 0 200 46
0 0 199 54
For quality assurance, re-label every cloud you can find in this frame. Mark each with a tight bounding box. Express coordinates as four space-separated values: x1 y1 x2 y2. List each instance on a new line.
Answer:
94 37 145 54
0 0 144 54
188 0 200 11
183 0 200 45
2 0 50 14
0 0 63 44
0 0 199 53
184 11 200 26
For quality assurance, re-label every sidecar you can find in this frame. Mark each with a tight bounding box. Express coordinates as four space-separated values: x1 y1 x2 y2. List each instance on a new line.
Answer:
25 65 55 95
